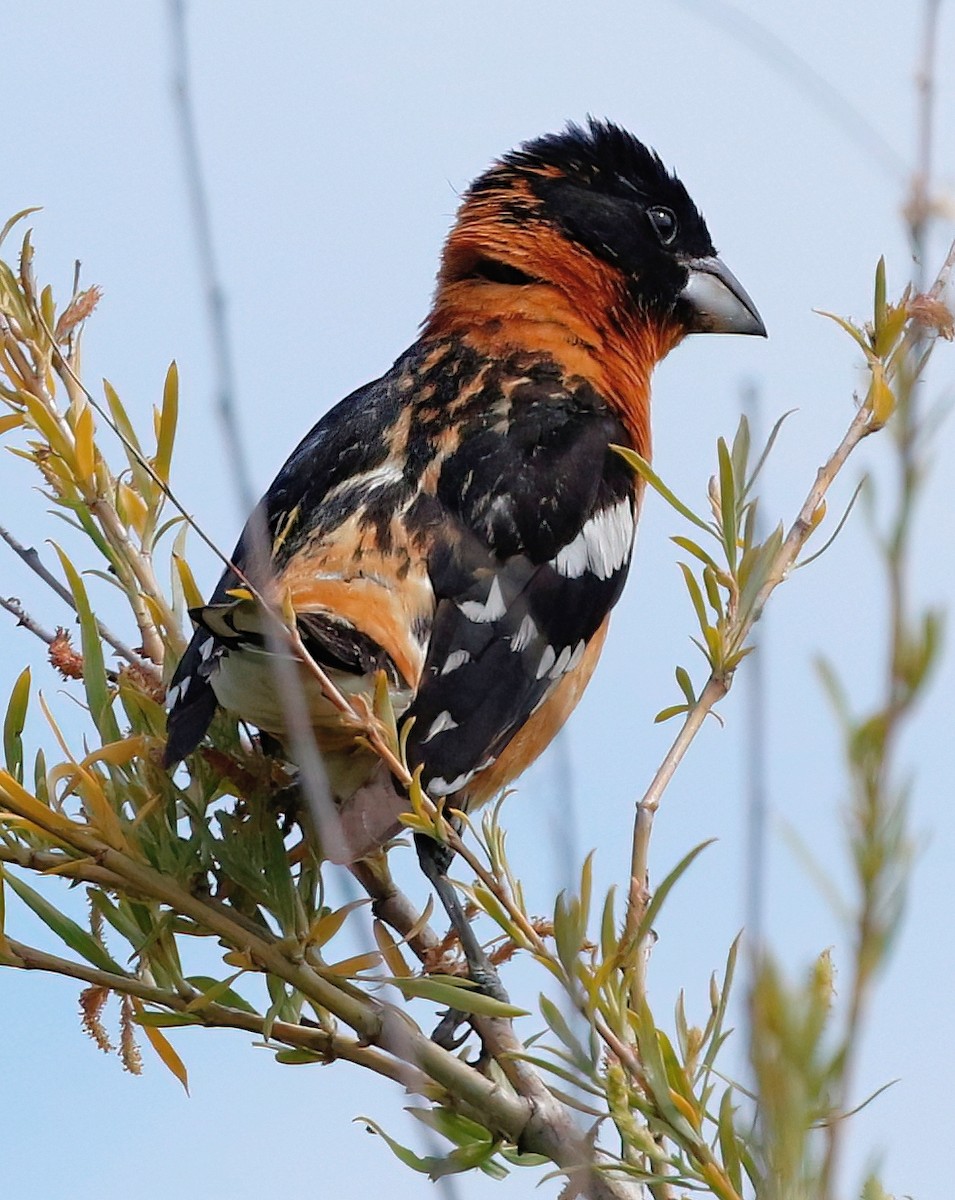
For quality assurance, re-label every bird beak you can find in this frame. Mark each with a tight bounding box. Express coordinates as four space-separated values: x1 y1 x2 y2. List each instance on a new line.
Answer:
678 255 767 337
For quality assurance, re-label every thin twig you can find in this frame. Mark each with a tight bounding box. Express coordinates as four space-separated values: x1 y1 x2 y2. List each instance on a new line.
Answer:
166 0 256 518
0 524 152 675
0 595 58 648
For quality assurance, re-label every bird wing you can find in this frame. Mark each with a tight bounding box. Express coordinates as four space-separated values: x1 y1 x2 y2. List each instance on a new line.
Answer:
398 359 638 802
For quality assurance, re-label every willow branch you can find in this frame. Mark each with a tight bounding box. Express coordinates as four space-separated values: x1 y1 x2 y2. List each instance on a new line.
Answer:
2 937 428 1091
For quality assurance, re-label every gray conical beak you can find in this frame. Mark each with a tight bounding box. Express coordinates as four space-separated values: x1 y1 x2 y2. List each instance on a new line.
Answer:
678 255 767 337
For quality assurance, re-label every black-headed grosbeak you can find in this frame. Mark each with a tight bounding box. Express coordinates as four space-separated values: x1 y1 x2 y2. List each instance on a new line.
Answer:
165 119 764 869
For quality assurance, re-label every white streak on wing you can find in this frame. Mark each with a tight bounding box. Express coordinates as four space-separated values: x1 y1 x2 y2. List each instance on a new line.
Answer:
510 614 537 652
458 575 506 623
324 460 404 502
567 640 586 672
422 710 459 743
430 769 476 796
199 636 216 661
552 499 634 581
166 679 187 708
536 644 557 679
440 648 472 675
549 644 573 679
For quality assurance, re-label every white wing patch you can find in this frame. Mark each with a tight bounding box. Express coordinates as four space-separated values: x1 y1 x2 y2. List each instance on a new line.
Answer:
458 575 507 623
422 710 460 742
440 648 472 675
430 769 477 796
552 499 634 581
510 614 537 652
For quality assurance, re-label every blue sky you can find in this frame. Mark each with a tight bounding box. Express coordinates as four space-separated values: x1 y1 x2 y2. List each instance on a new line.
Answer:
2 4 953 1198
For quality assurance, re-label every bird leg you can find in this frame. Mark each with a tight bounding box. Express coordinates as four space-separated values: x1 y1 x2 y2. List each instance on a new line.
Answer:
414 832 509 1003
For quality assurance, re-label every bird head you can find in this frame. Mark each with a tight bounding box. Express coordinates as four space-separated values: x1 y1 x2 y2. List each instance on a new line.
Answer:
431 118 766 347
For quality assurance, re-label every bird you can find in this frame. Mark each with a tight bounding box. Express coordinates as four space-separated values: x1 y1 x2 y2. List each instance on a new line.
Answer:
164 119 764 975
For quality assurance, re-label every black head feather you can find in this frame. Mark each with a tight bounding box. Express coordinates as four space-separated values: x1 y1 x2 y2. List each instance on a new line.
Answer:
469 118 718 317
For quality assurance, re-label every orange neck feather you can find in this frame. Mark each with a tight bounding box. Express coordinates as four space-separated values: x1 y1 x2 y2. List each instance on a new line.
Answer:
423 189 683 460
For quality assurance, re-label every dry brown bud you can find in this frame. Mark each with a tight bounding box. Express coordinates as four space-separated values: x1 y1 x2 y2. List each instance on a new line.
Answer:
49 627 84 680
908 293 954 340
53 285 103 342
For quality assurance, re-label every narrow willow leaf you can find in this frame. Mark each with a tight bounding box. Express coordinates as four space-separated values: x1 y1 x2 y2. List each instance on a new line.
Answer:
612 445 711 532
133 1011 201 1028
678 562 708 634
50 543 120 742
407 1105 496 1149
701 936 740 1075
599 886 618 962
325 951 382 976
873 255 887 340
0 412 26 434
3 667 30 783
654 704 689 725
389 975 528 1018
274 1048 326 1065
730 415 750 489
742 408 796 500
372 920 412 978
73 401 95 484
815 309 873 355
718 1088 744 1194
154 361 178 484
717 438 737 569
507 1052 605 1097
357 1117 464 1178
797 479 865 570
671 535 720 571
308 898 368 948
0 207 42 247
675 666 695 705
132 997 189 1093
631 841 716 952
2 867 124 972
539 995 594 1071
184 973 258 1015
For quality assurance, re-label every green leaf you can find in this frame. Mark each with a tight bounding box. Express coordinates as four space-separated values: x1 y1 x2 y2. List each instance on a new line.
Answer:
631 841 716 952
134 1011 201 1028
406 1105 495 1149
873 255 887 342
675 666 696 705
612 445 711 532
678 562 708 635
3 667 30 783
50 543 120 742
654 704 689 725
539 995 595 1072
717 437 737 569
0 208 42 248
730 415 750 490
671 535 720 571
185 973 258 1015
103 379 153 501
357 1118 506 1180
274 1048 327 1065
717 1087 744 1194
388 975 528 1018
154 361 178 485
2 867 124 973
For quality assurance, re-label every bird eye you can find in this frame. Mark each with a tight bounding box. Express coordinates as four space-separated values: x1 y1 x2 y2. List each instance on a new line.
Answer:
648 206 678 245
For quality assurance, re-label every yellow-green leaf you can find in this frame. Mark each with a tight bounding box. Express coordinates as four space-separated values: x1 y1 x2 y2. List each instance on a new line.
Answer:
154 361 178 484
132 997 190 1093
